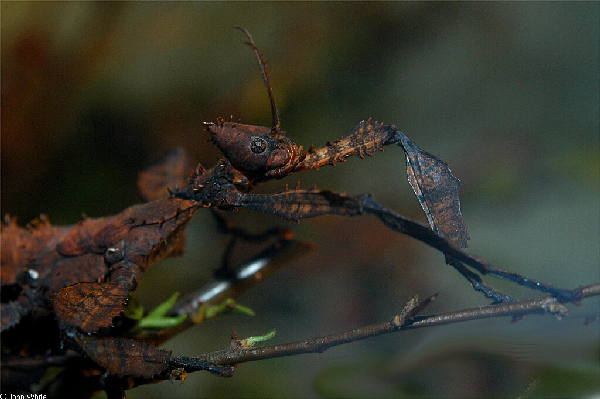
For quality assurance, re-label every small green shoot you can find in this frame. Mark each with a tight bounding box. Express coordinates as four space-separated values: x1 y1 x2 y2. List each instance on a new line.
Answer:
240 329 277 348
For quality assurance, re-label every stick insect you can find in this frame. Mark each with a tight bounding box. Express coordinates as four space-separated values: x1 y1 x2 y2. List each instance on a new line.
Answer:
1 27 577 398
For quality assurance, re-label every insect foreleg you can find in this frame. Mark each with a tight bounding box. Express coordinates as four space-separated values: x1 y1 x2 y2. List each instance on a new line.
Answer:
228 188 575 302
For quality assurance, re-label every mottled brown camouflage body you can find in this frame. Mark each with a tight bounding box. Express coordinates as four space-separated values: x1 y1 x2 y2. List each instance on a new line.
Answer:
1 197 197 333
1 27 571 399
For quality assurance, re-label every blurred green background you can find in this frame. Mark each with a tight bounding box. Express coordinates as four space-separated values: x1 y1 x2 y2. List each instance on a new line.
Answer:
2 2 599 398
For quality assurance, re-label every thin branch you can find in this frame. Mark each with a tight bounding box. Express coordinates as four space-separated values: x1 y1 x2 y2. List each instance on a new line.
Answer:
194 283 599 367
196 294 434 365
404 283 598 330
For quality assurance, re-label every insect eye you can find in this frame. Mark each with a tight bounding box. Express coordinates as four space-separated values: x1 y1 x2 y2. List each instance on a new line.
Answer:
250 137 268 154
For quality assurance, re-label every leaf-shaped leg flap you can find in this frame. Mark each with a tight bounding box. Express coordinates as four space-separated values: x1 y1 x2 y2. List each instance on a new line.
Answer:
51 262 142 334
396 132 470 249
74 334 170 378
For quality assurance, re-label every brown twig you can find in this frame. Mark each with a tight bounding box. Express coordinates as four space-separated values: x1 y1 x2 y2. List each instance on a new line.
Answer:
191 283 598 368
196 294 434 365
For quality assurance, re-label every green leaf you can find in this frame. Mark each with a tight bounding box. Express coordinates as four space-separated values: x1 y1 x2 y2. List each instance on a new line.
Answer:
146 292 181 319
138 314 187 329
134 292 188 329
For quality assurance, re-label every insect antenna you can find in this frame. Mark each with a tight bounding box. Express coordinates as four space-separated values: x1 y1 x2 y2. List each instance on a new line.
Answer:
235 26 281 133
